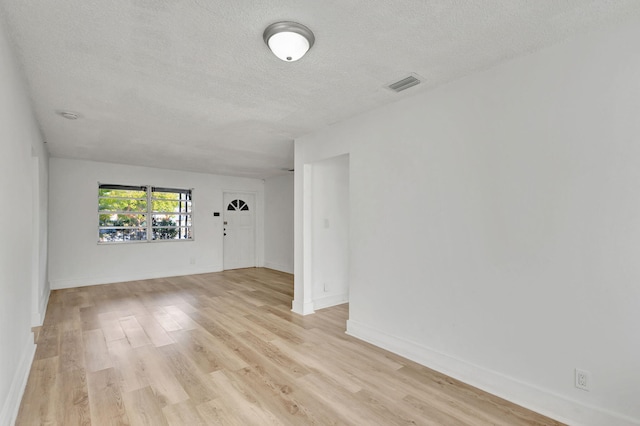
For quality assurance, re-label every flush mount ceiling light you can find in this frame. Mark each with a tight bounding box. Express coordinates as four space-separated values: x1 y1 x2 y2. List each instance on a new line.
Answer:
263 21 315 62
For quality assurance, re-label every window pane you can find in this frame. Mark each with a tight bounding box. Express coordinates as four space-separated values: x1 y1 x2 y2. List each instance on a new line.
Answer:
98 188 146 198
151 199 191 213
99 228 147 242
98 197 147 212
99 214 147 227
152 214 191 226
152 227 192 240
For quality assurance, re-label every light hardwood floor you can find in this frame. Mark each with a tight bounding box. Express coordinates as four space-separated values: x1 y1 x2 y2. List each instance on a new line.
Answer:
17 268 563 425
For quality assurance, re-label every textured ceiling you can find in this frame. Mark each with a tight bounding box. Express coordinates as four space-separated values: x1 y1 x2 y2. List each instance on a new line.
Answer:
2 1 640 178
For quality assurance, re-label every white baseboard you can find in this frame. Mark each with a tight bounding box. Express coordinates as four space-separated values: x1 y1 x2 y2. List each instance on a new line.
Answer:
264 261 294 274
291 299 315 316
0 336 35 426
313 293 348 310
37 286 50 325
346 319 639 426
49 264 223 289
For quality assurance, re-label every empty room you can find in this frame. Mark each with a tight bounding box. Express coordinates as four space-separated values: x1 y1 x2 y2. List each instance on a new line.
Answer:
1 1 639 425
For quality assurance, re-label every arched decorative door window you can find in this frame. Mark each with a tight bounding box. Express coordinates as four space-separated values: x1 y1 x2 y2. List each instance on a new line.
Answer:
227 199 249 211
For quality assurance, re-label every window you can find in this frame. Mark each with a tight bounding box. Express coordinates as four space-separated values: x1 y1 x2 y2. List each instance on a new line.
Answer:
98 184 192 243
151 187 192 241
227 199 249 211
98 184 148 242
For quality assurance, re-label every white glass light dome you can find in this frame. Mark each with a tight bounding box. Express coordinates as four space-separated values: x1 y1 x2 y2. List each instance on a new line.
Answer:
263 22 315 62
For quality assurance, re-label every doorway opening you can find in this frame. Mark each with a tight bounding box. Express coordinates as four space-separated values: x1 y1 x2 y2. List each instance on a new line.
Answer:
307 154 350 310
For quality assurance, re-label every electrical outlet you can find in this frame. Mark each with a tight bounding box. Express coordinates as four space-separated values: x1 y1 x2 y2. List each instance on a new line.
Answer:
575 368 591 391
189 257 196 265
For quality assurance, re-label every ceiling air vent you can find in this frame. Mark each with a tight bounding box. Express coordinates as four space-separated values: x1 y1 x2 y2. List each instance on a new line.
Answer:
387 75 421 93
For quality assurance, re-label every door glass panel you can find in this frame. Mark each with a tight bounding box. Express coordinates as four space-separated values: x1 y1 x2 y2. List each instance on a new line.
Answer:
227 199 249 211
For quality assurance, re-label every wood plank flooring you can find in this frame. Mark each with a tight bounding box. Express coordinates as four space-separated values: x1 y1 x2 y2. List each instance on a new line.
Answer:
17 268 563 425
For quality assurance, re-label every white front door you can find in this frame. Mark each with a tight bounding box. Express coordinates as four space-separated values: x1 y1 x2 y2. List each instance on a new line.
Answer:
223 192 256 270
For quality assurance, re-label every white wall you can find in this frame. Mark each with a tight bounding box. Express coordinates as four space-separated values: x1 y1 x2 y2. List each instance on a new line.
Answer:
264 173 294 273
31 153 49 326
0 15 48 426
310 155 349 309
49 158 264 289
295 19 640 426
